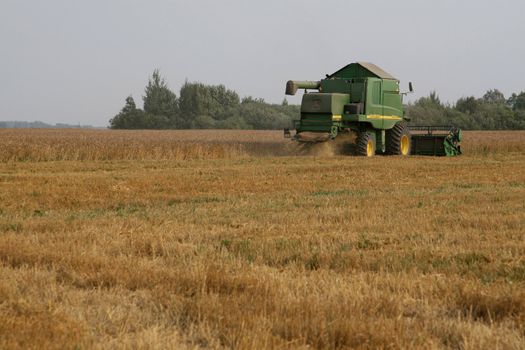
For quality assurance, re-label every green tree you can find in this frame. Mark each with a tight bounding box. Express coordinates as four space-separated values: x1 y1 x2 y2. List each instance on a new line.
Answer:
417 91 443 109
179 82 240 127
110 95 172 129
109 96 141 129
238 100 294 129
482 89 506 104
143 70 179 127
406 91 447 126
508 92 525 111
455 96 479 114
475 102 517 129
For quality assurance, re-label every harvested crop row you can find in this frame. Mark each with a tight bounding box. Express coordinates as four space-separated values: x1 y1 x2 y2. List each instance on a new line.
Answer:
1 129 524 162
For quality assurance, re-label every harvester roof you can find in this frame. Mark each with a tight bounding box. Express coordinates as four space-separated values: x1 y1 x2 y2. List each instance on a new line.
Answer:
329 62 398 81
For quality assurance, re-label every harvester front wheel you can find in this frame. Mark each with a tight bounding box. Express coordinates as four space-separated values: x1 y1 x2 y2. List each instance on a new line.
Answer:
386 121 411 156
356 132 375 157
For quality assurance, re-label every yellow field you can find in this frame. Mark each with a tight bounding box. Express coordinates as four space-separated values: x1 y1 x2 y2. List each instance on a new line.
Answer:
0 129 524 349
1 129 524 161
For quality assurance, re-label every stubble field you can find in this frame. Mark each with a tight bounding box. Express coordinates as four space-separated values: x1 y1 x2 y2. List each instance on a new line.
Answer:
0 129 524 349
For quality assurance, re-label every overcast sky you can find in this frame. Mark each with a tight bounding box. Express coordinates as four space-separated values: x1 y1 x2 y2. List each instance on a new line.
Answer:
1 0 524 126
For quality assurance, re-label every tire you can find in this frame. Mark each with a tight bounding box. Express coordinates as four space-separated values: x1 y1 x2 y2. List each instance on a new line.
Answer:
356 131 375 157
386 121 411 156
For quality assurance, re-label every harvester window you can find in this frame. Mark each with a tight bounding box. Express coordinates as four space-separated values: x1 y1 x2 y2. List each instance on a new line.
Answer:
372 81 381 105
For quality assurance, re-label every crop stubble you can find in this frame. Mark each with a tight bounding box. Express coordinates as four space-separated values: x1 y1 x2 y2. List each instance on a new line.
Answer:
0 129 524 349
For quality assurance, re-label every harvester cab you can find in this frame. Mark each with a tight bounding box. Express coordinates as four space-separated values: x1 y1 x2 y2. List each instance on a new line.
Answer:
285 62 461 156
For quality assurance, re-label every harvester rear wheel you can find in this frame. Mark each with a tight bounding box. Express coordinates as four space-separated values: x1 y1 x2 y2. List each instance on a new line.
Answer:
356 132 375 157
386 121 411 156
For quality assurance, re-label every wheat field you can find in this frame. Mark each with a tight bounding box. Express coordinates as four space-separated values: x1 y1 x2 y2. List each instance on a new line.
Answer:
0 129 524 349
1 129 524 162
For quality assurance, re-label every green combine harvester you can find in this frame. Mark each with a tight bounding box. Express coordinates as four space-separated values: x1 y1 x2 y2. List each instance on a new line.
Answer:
284 62 462 156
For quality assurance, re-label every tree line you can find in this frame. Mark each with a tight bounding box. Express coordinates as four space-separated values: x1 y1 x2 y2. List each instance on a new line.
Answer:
406 89 525 129
109 70 298 130
110 70 525 130
0 121 94 129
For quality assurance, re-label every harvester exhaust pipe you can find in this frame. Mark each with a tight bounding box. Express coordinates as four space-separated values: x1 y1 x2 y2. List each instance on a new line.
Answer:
285 80 321 95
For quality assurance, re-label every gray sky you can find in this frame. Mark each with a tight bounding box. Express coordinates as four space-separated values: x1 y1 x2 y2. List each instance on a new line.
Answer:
1 0 524 127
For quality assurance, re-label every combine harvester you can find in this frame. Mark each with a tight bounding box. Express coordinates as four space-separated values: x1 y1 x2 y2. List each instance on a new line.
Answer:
284 62 462 156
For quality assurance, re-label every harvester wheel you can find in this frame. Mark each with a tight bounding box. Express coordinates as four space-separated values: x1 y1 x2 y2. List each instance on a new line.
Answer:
386 121 411 156
356 132 375 157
